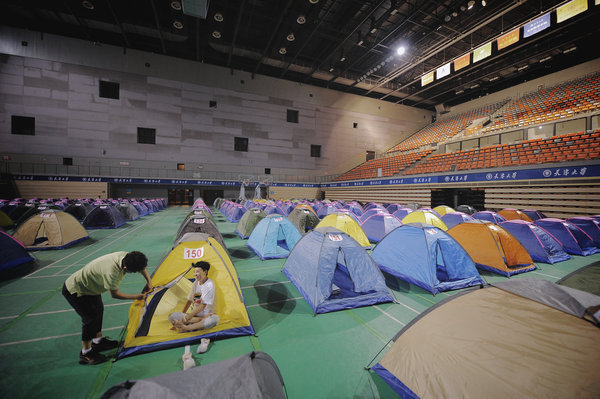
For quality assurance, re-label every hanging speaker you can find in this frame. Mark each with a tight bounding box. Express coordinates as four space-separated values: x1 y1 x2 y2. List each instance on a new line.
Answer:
182 0 209 19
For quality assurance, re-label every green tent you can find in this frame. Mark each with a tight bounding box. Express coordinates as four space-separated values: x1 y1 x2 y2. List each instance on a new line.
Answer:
236 208 267 239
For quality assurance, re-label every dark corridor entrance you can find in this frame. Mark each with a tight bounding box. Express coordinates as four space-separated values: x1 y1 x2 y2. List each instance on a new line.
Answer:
431 188 485 211
200 189 224 207
168 188 194 205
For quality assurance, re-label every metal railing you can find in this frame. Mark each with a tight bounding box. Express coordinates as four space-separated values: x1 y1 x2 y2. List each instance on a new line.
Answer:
1 162 339 184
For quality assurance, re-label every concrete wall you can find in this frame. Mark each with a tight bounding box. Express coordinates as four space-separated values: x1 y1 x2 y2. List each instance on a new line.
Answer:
0 27 432 180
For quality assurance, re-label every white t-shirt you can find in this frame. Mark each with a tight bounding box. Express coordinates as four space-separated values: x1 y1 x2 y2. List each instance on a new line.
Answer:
188 278 217 316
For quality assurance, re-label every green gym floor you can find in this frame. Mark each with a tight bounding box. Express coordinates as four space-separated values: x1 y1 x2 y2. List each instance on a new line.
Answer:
1 205 598 399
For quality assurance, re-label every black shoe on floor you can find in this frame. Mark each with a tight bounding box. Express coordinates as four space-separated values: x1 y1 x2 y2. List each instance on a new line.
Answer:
92 337 119 352
79 348 108 365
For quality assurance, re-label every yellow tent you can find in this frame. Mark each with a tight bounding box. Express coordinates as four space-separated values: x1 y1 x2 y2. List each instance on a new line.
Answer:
12 210 88 250
119 233 254 358
316 212 371 248
432 205 455 216
402 210 448 231
0 209 14 229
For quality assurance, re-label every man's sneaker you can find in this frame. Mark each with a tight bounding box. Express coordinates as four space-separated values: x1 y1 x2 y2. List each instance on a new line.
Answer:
79 348 108 365
92 337 119 352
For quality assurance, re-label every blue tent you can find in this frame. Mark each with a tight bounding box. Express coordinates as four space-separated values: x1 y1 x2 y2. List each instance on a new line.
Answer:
359 208 389 223
385 204 404 213
247 215 302 260
283 227 393 314
391 208 413 220
83 205 126 229
472 211 507 224
263 205 286 216
533 218 599 256
440 212 475 229
500 220 571 264
341 202 364 217
0 231 35 272
567 217 600 247
522 209 547 221
360 214 402 243
371 224 484 294
317 204 340 218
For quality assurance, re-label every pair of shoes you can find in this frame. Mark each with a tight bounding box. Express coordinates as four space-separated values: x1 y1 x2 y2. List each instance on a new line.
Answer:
92 337 119 352
79 348 108 365
196 338 210 354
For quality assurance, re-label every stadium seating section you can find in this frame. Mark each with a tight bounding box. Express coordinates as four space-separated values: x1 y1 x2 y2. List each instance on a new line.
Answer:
335 72 600 181
404 130 600 175
482 72 600 133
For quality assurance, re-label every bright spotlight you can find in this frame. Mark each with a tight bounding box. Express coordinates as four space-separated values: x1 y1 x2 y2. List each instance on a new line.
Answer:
396 46 406 56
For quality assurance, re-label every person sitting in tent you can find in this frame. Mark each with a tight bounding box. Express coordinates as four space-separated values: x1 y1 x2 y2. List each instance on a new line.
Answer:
62 251 153 365
170 261 219 334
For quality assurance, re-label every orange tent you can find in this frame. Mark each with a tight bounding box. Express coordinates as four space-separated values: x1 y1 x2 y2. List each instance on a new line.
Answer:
447 221 535 276
498 208 533 222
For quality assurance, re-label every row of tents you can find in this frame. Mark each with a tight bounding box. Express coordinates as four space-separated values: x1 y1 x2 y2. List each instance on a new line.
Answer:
108 198 600 398
0 197 166 273
217 199 600 290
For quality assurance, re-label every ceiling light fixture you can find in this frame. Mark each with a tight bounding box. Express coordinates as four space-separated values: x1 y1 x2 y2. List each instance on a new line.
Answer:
444 15 451 22
470 84 480 89
214 13 223 22
539 56 552 62
279 47 287 55
340 56 346 62
391 9 399 15
309 0 319 4
82 1 94 10
563 46 577 54
297 15 306 24
329 67 334 72
286 33 295 41
517 65 528 71
456 89 464 94
489 76 499 81
173 21 183 29
212 31 221 39
171 1 182 10
357 40 364 46
396 46 406 56
481 0 486 6
467 1 475 10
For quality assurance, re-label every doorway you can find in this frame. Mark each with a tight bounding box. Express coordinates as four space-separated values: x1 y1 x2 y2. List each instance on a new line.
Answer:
431 188 485 211
168 188 194 205
201 189 224 207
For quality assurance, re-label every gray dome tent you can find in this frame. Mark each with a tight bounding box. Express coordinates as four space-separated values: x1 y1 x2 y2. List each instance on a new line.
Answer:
101 351 287 399
287 206 320 233
174 215 226 249
116 201 140 221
